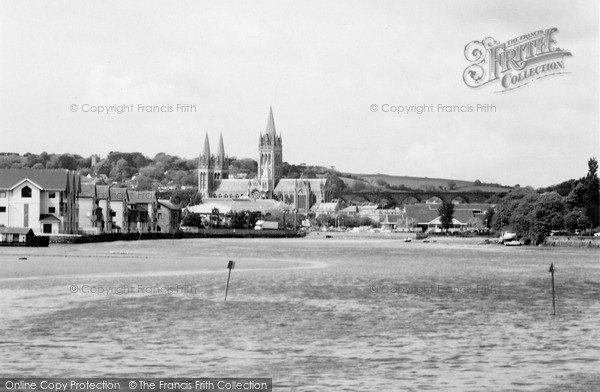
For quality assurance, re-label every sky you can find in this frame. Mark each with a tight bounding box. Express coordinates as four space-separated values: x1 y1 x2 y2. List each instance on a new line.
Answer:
0 0 597 188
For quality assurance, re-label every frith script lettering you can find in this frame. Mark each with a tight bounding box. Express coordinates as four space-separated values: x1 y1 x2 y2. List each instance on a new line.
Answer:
463 28 572 92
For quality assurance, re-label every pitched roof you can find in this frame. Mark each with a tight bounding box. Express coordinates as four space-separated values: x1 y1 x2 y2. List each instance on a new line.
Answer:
274 179 300 192
404 204 439 223
187 199 290 214
340 206 358 213
110 187 127 201
96 185 110 200
307 179 326 188
0 227 34 235
381 214 403 223
273 178 326 193
213 179 250 194
404 203 486 224
127 190 156 204
315 202 339 212
158 199 181 210
80 182 96 198
39 214 61 222
0 169 76 191
453 203 494 211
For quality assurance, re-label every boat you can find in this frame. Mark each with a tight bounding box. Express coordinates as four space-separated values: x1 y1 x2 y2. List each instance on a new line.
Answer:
504 240 522 246
403 237 412 242
500 231 517 243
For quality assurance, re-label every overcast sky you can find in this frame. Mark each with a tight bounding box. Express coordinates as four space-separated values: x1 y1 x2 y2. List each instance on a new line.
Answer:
0 0 597 187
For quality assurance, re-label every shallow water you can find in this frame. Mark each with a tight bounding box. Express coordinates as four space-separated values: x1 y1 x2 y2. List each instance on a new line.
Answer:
1 239 599 391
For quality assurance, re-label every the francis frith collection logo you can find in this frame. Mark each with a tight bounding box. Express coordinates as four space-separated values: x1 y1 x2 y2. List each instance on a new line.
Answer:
463 28 572 93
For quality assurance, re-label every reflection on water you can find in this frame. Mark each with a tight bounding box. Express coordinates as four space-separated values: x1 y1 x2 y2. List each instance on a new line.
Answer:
1 239 599 391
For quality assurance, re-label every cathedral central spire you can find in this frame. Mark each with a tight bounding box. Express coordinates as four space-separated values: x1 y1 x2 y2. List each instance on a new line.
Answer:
217 132 225 158
258 107 283 197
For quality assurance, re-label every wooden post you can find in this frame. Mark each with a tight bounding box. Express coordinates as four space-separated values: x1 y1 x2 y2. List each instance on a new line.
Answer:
549 263 556 315
225 260 235 301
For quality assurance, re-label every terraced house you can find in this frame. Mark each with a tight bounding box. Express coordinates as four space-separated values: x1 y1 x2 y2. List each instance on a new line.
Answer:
0 169 80 234
78 185 176 234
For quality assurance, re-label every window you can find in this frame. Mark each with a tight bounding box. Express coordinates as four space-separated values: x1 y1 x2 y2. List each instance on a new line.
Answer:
21 186 32 198
0 192 6 198
49 192 56 198
0 206 5 213
49 207 56 213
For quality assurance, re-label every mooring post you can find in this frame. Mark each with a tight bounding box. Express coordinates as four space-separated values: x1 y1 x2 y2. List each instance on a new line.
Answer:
225 260 235 301
549 263 556 315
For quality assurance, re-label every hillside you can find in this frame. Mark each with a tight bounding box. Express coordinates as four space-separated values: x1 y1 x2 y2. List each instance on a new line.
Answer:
0 151 511 193
356 173 511 193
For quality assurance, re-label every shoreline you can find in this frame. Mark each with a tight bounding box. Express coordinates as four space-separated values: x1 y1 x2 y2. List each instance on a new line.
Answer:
48 229 305 244
24 229 600 248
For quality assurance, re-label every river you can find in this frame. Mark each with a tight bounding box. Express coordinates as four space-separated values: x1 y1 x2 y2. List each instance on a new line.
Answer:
1 238 598 391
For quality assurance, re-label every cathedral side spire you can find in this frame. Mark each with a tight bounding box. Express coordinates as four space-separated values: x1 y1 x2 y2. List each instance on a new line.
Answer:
198 133 214 198
215 132 229 180
202 133 211 158
266 106 277 136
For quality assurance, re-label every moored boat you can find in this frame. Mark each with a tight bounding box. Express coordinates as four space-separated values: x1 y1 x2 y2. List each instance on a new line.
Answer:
504 240 522 246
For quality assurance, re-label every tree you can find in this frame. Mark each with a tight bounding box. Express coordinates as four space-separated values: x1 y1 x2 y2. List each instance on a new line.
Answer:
529 192 566 243
181 212 203 228
484 207 495 228
95 159 112 176
565 182 585 208
437 201 455 231
57 154 78 170
467 217 485 230
110 158 133 182
210 208 221 228
375 179 390 188
229 158 258 178
564 209 591 232
316 214 335 227
508 193 539 240
324 173 346 193
564 157 599 228
583 157 599 227
170 189 202 206
136 175 154 191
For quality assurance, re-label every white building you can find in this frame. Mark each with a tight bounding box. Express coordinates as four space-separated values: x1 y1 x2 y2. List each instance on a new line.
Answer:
0 169 80 234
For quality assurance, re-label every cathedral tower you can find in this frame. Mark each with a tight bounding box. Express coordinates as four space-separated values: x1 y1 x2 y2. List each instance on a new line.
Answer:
258 107 283 197
198 133 214 198
214 132 229 181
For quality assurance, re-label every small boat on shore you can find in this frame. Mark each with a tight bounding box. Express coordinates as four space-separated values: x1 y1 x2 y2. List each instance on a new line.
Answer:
504 240 522 247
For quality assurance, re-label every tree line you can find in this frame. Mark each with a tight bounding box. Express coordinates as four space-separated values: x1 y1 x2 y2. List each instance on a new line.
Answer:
436 158 599 243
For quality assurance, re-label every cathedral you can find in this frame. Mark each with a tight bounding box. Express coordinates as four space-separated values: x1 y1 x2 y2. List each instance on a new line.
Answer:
198 107 331 210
